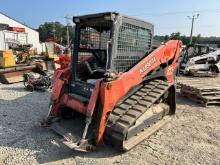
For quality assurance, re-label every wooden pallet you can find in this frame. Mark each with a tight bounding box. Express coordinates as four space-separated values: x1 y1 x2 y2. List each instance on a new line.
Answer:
177 79 220 107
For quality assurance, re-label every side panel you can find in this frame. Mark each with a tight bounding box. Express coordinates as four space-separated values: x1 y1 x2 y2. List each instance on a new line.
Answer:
49 67 72 116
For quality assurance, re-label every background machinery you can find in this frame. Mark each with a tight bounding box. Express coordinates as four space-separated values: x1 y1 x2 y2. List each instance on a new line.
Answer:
179 44 217 75
0 42 46 84
181 48 220 77
23 65 52 91
43 12 182 151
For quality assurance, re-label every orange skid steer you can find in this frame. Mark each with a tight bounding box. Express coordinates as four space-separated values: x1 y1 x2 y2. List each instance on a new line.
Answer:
42 12 182 151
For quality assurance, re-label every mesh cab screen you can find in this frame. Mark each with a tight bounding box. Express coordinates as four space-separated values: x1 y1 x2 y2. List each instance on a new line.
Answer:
76 22 112 80
114 23 152 72
79 24 111 50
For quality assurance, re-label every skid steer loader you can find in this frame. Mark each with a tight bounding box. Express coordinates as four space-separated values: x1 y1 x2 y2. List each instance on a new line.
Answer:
179 44 216 75
181 49 220 77
42 12 182 151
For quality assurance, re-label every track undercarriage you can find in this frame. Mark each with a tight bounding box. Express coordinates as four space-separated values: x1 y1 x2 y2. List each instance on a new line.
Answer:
105 79 175 150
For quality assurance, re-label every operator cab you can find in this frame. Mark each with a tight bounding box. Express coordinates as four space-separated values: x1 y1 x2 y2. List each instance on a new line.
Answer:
74 18 111 81
184 44 215 60
70 12 153 102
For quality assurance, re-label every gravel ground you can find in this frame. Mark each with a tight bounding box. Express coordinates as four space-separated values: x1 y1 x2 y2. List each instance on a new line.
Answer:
0 77 220 165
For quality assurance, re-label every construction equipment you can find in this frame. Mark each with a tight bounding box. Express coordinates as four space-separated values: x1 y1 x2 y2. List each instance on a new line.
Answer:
23 64 52 91
179 44 217 75
0 50 16 67
0 62 46 84
42 12 182 152
11 43 33 64
23 72 51 91
0 43 47 84
180 48 220 77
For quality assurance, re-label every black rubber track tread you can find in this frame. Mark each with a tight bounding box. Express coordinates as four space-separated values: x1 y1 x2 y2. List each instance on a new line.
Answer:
105 79 170 149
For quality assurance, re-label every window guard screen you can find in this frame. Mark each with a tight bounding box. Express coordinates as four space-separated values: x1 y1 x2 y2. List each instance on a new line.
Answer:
76 22 111 80
79 25 111 50
113 23 152 72
118 23 151 52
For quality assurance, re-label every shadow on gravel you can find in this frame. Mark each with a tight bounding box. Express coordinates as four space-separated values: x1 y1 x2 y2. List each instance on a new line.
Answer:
176 92 202 108
0 90 121 164
0 86 48 93
0 86 26 92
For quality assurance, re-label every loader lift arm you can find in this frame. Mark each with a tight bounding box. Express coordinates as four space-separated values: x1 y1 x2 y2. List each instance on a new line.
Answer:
96 40 182 143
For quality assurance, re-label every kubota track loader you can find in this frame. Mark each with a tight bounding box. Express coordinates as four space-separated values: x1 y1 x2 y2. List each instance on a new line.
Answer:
43 12 182 151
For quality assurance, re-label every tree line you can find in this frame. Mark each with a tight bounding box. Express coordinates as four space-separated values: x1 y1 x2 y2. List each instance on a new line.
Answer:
37 22 220 48
155 32 220 47
37 22 75 46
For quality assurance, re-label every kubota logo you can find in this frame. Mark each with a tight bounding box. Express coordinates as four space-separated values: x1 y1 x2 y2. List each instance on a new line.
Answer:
140 57 156 74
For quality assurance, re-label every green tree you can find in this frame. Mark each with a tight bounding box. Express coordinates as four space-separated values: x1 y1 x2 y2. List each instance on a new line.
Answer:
164 35 169 41
154 32 202 45
38 22 75 46
192 34 201 44
170 32 181 39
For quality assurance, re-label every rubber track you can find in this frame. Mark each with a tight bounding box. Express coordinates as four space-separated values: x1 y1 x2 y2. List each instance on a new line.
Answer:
105 79 170 148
